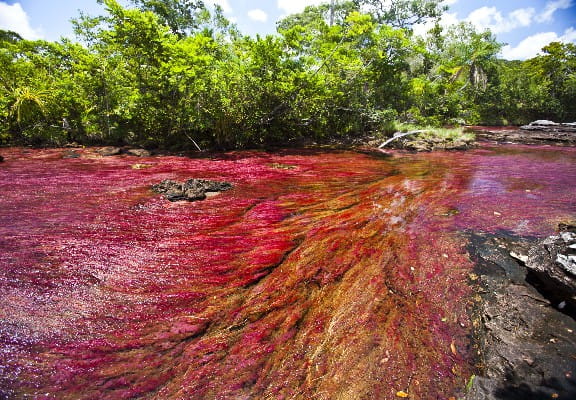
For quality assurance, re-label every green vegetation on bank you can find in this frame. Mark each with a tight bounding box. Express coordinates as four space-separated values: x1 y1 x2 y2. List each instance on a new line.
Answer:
385 124 475 151
0 0 575 150
398 124 474 141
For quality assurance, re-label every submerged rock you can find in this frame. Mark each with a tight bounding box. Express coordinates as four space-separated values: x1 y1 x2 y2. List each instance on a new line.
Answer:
0 155 4 162
152 179 233 202
62 150 80 159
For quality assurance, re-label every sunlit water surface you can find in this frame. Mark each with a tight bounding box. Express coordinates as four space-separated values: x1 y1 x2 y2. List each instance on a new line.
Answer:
1 145 575 399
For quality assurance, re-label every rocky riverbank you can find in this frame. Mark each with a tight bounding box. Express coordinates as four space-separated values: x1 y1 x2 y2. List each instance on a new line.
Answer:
465 225 576 399
471 120 576 146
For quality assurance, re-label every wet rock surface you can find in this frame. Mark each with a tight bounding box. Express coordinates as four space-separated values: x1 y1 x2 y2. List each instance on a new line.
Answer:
152 178 233 201
466 229 576 400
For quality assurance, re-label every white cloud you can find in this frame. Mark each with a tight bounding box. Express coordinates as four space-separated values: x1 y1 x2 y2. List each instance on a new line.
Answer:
248 9 268 23
442 0 459 5
536 0 573 23
277 0 326 15
0 2 43 40
501 27 576 60
509 8 535 27
466 6 535 34
211 0 232 13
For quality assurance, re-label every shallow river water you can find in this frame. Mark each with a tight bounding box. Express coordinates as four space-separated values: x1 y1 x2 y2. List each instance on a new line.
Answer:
0 145 575 399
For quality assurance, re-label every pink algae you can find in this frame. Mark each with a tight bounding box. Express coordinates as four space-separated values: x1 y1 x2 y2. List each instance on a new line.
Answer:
0 144 575 399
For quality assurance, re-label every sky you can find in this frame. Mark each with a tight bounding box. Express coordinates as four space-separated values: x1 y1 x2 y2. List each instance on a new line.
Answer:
0 0 575 60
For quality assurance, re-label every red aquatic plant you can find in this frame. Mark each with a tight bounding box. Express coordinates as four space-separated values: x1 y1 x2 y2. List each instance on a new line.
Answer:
0 145 574 399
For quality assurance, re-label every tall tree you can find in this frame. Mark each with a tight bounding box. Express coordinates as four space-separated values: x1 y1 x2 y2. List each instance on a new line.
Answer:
353 0 447 28
127 0 207 36
529 42 576 120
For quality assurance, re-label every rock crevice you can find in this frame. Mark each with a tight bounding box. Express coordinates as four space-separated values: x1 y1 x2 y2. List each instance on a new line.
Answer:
465 226 576 400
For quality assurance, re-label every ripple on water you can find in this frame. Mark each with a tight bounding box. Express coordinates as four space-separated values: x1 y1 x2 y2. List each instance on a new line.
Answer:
0 145 575 399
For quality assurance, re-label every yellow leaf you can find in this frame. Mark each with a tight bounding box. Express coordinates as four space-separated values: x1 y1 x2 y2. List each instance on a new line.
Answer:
450 340 458 355
396 391 409 398
131 163 153 169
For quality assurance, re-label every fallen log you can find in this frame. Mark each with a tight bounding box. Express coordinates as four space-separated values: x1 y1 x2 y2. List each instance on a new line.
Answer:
378 130 427 148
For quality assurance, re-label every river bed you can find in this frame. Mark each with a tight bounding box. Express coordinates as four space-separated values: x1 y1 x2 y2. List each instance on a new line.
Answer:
1 145 575 399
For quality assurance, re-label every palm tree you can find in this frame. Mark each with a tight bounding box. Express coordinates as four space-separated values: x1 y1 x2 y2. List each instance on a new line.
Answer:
10 86 48 124
441 23 501 92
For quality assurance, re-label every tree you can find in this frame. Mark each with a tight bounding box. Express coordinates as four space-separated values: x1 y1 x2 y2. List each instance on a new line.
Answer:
352 0 447 28
529 42 576 120
126 0 207 37
440 23 501 92
0 29 23 44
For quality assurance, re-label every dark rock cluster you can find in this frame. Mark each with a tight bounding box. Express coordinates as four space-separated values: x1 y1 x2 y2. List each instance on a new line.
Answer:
522 230 576 311
152 179 233 202
465 224 576 400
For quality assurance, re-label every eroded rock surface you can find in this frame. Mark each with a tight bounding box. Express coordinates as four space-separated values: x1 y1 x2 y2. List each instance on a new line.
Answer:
523 231 576 310
471 121 576 145
466 230 576 400
152 178 233 201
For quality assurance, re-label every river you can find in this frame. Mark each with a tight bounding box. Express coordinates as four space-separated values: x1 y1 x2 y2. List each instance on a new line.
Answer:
1 145 575 399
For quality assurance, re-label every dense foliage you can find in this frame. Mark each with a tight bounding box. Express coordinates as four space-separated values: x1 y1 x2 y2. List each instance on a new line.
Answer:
0 0 575 149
